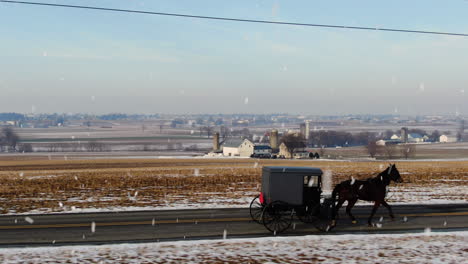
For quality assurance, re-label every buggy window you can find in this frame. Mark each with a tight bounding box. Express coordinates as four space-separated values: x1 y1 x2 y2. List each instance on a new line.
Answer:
304 176 319 187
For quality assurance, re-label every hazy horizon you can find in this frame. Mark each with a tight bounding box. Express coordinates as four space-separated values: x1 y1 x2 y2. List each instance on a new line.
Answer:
1 0 467 115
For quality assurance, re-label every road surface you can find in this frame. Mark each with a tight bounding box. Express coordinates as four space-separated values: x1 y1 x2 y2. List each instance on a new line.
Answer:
0 203 467 247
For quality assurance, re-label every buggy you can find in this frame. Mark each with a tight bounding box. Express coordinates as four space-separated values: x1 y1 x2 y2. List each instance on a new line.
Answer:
249 166 332 233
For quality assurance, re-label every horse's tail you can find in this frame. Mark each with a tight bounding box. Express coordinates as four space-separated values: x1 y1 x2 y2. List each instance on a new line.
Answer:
330 183 341 226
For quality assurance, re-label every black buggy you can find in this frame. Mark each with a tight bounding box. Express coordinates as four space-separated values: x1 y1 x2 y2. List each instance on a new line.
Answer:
249 166 332 233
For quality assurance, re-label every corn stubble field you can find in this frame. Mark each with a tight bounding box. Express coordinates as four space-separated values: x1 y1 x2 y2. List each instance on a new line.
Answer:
0 159 467 214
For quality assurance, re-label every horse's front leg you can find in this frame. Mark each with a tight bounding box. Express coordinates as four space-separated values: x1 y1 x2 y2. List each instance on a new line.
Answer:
346 198 358 224
368 201 381 226
381 200 395 220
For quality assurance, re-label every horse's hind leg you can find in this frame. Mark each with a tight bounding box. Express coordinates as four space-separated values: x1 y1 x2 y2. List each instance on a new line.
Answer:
368 201 381 226
381 201 395 220
346 198 358 224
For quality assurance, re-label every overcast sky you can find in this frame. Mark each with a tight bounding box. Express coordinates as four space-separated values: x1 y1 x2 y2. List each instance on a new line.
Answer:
1 0 468 115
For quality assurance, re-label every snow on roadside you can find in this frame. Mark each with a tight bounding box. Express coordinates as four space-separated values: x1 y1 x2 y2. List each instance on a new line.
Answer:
0 232 466 263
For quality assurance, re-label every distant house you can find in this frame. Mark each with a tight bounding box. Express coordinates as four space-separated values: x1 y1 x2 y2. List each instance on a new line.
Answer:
222 139 272 157
376 140 386 146
251 145 272 157
238 139 272 157
439 135 457 143
407 133 424 143
279 141 308 159
222 139 243 157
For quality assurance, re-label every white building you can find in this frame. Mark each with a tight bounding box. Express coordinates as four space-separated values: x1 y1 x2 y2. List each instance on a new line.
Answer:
376 140 386 146
222 138 272 157
222 139 242 157
439 135 457 143
279 141 308 159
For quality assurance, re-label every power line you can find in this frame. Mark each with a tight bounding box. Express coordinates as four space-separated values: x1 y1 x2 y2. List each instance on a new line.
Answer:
2 0 468 37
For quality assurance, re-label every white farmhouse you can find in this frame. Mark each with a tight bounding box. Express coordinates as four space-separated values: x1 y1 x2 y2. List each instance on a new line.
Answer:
221 139 242 157
238 139 272 157
439 135 457 143
222 138 272 157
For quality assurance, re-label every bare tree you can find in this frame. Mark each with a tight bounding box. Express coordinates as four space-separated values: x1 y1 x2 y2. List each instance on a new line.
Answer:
401 144 416 159
57 143 70 152
70 142 82 152
281 133 306 159
47 144 58 152
18 143 33 153
202 126 213 138
384 144 399 159
0 127 19 152
366 141 378 158
85 141 106 152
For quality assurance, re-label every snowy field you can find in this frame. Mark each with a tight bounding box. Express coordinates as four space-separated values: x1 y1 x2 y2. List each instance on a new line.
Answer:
0 231 466 263
0 159 466 214
12 185 467 216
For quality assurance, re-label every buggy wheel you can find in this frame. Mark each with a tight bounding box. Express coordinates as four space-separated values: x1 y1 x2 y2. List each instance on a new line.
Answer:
249 195 263 223
261 201 293 234
296 202 320 224
313 198 334 232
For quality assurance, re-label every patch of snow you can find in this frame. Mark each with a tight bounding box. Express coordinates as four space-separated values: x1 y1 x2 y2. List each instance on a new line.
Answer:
0 232 466 263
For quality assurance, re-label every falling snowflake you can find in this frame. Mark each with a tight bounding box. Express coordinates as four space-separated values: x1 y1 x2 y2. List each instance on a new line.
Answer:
25 217 34 224
424 227 431 234
223 229 227 239
350 177 355 185
194 168 200 176
419 83 425 92
91 222 96 233
244 97 249 105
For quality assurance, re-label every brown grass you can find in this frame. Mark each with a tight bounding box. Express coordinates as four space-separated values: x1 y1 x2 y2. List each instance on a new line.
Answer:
0 159 467 214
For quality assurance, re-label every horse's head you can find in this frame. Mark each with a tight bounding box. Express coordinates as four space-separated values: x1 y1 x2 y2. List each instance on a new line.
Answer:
387 164 403 183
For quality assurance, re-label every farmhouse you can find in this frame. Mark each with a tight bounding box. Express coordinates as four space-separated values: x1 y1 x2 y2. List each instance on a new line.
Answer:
222 138 272 157
407 133 426 143
279 141 308 159
238 139 272 157
221 139 243 156
439 134 457 143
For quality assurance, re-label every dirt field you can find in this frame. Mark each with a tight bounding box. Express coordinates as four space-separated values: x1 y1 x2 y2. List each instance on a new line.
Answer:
0 158 466 214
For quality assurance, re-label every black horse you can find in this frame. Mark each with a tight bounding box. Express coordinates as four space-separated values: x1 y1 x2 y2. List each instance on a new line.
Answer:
330 164 403 227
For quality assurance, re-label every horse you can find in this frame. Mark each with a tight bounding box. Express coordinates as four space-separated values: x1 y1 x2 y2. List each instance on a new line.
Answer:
330 164 403 227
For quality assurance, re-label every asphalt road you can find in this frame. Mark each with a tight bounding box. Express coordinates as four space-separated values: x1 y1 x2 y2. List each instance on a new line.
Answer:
0 203 467 247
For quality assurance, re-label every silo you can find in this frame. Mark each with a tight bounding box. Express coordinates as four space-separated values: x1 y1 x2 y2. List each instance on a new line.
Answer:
270 129 279 152
213 132 220 151
401 127 408 143
305 121 310 140
299 123 306 137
